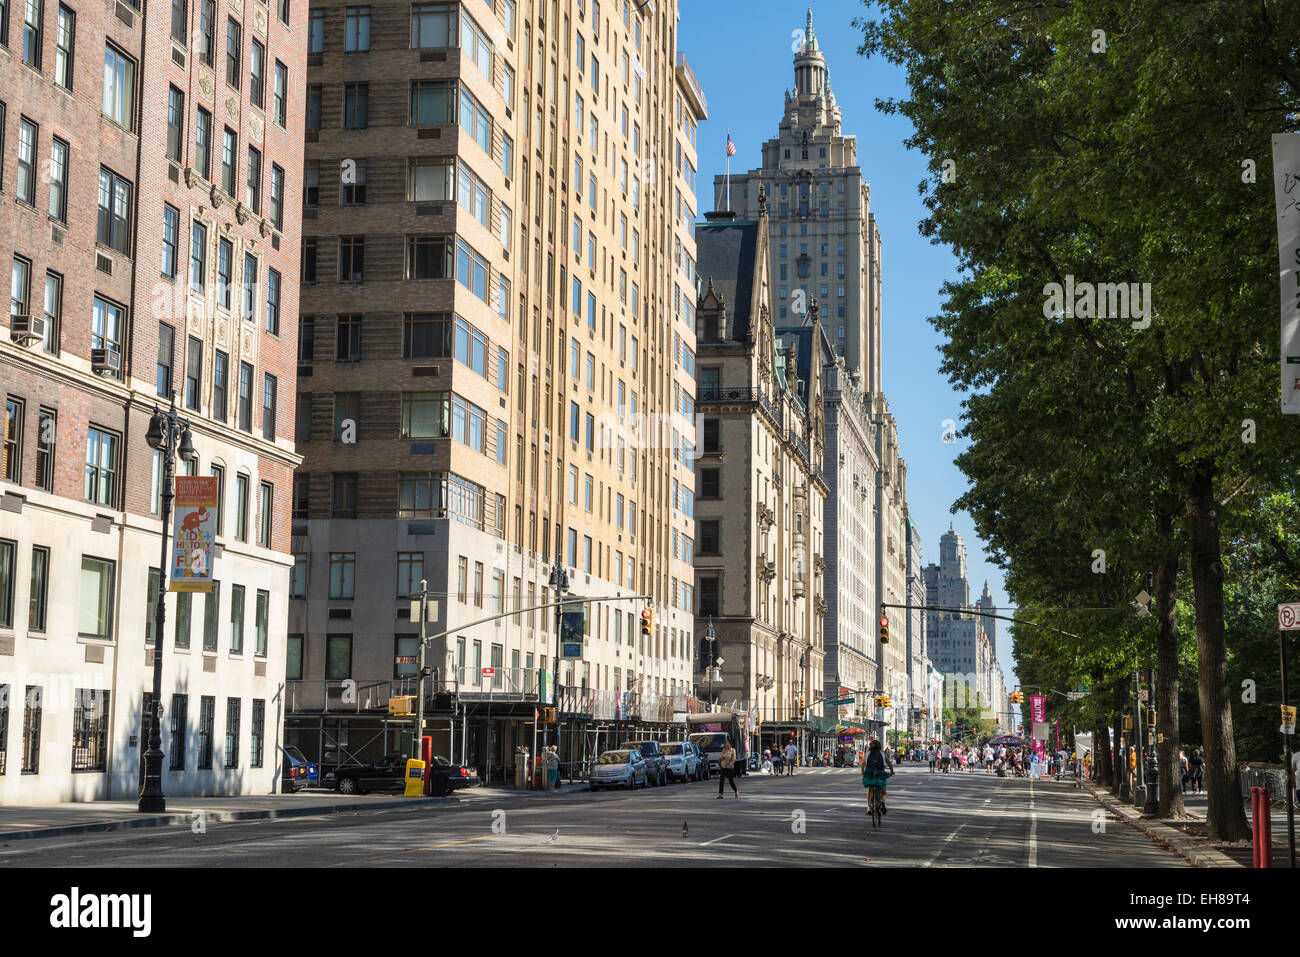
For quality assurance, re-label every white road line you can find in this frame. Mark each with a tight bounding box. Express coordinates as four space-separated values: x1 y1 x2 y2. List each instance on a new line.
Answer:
699 833 735 846
923 820 970 868
1027 778 1038 868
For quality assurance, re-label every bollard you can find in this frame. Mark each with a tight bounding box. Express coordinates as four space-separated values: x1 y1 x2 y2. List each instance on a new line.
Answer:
1261 787 1273 868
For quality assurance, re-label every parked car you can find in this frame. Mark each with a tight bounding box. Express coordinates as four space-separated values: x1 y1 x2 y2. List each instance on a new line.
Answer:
621 740 669 786
429 755 480 791
690 741 710 780
281 746 315 792
661 741 701 782
589 749 648 791
326 753 412 795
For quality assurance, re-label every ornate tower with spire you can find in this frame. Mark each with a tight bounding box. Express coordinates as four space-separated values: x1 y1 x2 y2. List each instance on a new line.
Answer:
713 6 885 394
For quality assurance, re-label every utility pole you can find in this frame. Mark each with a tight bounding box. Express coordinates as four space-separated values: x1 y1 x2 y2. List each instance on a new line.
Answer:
412 578 430 763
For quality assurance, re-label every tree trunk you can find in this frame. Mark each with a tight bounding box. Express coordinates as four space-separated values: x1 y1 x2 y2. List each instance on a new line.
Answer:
1184 467 1251 841
1096 724 1112 786
1152 520 1187 818
1112 675 1129 797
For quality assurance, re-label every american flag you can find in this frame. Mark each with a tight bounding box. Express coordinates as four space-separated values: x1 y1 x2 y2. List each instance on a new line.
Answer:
725 134 736 158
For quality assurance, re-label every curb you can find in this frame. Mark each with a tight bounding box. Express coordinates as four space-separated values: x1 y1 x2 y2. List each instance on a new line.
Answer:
1082 784 1241 868
0 795 461 844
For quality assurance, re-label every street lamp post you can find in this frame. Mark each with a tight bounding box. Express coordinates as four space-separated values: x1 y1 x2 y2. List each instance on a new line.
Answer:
140 399 197 813
548 559 570 753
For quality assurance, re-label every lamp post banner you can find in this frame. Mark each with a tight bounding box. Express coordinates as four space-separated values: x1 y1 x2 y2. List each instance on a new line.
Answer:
1273 132 1300 414
1030 694 1048 760
170 476 218 592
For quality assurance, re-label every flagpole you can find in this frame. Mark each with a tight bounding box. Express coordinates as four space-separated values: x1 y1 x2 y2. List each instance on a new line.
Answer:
725 129 732 211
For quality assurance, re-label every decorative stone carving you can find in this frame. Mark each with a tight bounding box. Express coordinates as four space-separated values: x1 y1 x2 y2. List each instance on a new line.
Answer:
259 218 271 238
198 73 214 100
249 113 264 142
216 316 228 347
226 96 240 121
184 167 197 188
254 7 266 35
209 185 223 208
235 203 250 225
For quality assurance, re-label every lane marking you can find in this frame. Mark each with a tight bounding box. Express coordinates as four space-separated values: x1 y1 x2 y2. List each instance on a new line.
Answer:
699 833 736 846
327 833 498 866
1027 778 1038 868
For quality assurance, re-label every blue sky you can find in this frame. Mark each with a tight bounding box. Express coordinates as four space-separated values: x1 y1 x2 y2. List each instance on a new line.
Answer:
678 0 1021 702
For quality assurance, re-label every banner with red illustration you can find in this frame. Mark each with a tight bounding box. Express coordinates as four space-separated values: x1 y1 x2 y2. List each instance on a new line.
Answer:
170 476 218 593
1029 694 1047 761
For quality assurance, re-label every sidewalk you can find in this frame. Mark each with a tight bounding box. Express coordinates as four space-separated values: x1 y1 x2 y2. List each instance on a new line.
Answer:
1082 782 1298 868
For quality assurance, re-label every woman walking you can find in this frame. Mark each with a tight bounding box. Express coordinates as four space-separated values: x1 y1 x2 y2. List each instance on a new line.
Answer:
1188 748 1205 794
717 737 739 799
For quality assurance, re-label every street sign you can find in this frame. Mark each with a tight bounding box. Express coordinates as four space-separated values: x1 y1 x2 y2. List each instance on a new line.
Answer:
482 667 496 679
1138 690 1149 702
827 696 854 706
1065 692 1085 700
1279 603 1300 631
395 656 417 665
1077 684 1091 693
170 476 219 593
1282 705 1297 735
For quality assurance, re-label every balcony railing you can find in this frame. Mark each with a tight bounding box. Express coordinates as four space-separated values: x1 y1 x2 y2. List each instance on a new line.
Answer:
457 666 541 700
287 678 420 713
786 427 810 464
697 386 782 427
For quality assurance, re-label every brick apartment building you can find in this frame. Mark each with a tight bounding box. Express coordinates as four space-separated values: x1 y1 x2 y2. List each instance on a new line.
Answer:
286 0 706 784
1 0 305 801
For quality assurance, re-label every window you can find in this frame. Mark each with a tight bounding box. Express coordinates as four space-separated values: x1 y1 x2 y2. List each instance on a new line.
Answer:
273 60 288 127
250 699 265 767
269 165 284 230
453 315 488 376
197 696 215 768
0 539 14 628
26 544 48 632
410 79 455 125
333 393 358 440
341 159 366 204
290 555 307 599
335 313 361 361
345 6 370 50
339 236 365 282
103 44 135 127
156 324 175 398
160 205 180 278
203 582 220 651
195 106 212 179
249 39 265 108
450 394 485 452
199 0 215 65
331 474 356 518
48 137 68 222
326 635 352 679
329 553 356 599
213 351 228 423
242 252 258 322
262 375 277 441
22 0 42 67
266 268 281 335
701 467 720 498
21 686 42 773
457 85 492 153
221 127 237 194
302 237 317 283
96 168 133 255
455 238 488 301
16 118 37 205
83 426 118 506
78 556 115 638
71 689 108 772
55 6 75 89
306 85 321 131
237 361 253 431
189 221 208 293
459 8 492 78
411 3 454 48
174 591 191 649
396 552 423 598
225 18 241 88
308 8 324 53
407 158 453 201
403 312 450 358
163 86 186 163
217 238 233 309
229 583 245 653
246 146 262 212
286 634 303 679
344 82 369 128
165 694 188 769
473 561 483 607
234 473 249 540
457 161 489 226
224 698 240 767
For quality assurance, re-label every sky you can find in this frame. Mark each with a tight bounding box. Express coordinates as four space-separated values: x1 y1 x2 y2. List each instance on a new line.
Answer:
677 0 1021 705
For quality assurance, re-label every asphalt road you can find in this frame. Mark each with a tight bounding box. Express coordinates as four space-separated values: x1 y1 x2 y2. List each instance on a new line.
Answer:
0 765 1187 868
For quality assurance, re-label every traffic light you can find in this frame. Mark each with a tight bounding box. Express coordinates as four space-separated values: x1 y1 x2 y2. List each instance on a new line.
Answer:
879 612 889 644
640 607 653 637
538 707 557 723
1009 690 1023 704
883 695 892 708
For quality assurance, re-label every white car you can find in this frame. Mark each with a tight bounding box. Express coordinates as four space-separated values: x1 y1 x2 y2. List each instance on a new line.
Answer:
660 742 701 782
589 749 648 791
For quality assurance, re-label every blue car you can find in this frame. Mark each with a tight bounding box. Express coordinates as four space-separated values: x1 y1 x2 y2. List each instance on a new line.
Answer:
281 746 317 792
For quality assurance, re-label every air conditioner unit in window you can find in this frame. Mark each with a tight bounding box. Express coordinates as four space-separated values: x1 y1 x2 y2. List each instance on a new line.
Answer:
91 346 122 375
9 314 45 346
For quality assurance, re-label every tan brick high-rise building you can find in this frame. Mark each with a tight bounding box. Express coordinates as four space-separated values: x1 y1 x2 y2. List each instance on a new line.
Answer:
287 0 705 783
2 0 306 801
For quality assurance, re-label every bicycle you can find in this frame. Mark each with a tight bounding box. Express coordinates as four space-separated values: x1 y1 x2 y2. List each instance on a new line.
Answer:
865 771 894 829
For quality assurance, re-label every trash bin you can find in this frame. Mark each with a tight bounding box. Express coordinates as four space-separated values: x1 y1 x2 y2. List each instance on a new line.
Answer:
428 766 450 797
515 748 530 789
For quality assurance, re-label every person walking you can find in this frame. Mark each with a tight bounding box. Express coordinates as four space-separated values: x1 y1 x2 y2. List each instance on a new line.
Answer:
784 739 798 776
546 745 560 791
1188 748 1205 794
928 746 937 773
717 737 739 799
1179 749 1189 792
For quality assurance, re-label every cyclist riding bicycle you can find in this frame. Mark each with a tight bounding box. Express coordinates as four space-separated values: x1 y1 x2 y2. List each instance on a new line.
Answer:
862 739 895 816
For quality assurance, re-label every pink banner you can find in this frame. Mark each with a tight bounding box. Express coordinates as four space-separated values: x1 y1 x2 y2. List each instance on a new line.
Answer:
1030 695 1047 760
